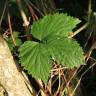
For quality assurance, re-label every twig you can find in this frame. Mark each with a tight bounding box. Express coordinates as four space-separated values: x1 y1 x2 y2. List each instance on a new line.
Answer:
0 0 7 28
88 0 92 19
69 23 88 38
0 82 8 95
54 66 61 96
7 5 17 46
21 71 33 95
35 79 48 96
84 30 92 48
26 0 44 16
16 0 29 27
86 42 96 61
61 68 78 96
65 68 78 88
71 61 96 96
24 0 38 21
84 0 92 48
51 67 68 72
8 13 16 46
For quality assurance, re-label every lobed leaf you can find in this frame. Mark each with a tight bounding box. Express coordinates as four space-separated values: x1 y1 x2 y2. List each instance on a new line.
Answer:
31 13 80 40
19 13 85 84
19 41 52 84
46 36 85 68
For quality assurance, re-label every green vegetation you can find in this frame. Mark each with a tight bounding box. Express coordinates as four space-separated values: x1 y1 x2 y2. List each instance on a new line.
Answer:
19 13 85 84
0 0 96 96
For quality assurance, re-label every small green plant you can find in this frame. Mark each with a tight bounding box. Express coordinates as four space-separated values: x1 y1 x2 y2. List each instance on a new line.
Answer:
19 13 85 84
6 31 22 51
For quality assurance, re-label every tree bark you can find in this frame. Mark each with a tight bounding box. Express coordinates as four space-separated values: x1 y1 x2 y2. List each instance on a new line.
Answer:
0 37 32 96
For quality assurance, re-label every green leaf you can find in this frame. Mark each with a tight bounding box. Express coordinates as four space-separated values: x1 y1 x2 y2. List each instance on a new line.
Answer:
31 13 80 40
19 13 85 84
46 36 85 68
19 41 52 84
